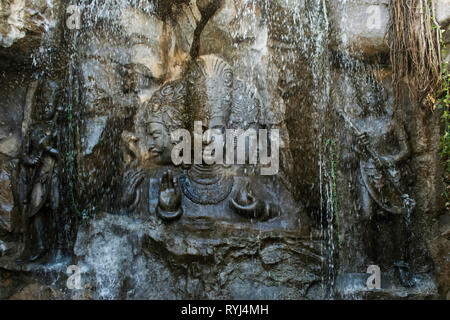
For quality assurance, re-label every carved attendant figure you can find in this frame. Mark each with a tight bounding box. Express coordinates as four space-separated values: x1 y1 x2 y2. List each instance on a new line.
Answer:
354 117 415 217
344 106 416 286
17 81 61 262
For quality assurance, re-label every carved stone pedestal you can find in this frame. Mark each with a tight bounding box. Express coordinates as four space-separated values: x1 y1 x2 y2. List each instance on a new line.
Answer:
74 212 327 299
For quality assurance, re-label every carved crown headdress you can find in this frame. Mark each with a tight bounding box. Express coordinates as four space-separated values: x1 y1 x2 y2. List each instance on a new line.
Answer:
185 55 234 128
191 55 233 85
146 79 186 131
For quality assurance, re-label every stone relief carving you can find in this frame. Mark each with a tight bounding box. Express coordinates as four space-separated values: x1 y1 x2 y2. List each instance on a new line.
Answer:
122 78 186 170
341 104 416 218
156 170 183 221
356 122 415 216
351 114 417 286
16 80 61 262
121 78 186 218
230 180 281 221
120 54 283 222
181 55 235 205
0 0 445 300
0 157 18 235
229 79 261 130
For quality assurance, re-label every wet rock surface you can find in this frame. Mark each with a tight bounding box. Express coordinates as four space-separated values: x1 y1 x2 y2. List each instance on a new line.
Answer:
73 212 326 299
0 0 447 300
430 215 450 299
436 0 450 27
335 272 437 300
0 0 60 67
329 0 390 57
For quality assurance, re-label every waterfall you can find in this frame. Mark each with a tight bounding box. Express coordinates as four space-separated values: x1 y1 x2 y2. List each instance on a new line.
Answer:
0 0 445 300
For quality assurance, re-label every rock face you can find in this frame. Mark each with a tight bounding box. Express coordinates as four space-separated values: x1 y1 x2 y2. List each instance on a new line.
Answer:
0 156 18 234
74 213 325 299
430 215 450 299
0 0 60 65
435 0 450 27
8 283 64 300
329 0 390 57
0 0 448 300
0 73 36 235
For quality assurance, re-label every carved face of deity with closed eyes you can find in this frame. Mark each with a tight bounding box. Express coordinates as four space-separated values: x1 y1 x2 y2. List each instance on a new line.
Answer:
145 80 186 165
122 82 183 168
147 121 171 165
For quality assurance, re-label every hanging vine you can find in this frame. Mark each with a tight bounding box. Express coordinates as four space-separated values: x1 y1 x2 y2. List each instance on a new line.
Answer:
389 0 449 209
430 6 450 210
388 0 442 108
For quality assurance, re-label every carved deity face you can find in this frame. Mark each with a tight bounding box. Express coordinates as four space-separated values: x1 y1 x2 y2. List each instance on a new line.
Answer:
42 104 56 121
122 124 171 168
34 80 58 121
122 121 173 168
123 79 185 168
187 56 233 131
148 121 172 165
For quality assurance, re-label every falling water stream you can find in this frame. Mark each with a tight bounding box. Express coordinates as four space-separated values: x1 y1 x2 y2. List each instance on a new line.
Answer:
43 0 368 299
0 0 443 300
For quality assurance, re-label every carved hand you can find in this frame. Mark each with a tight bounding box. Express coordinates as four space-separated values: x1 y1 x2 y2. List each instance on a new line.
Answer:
236 181 256 206
157 171 183 221
27 156 42 166
379 155 393 167
259 201 281 221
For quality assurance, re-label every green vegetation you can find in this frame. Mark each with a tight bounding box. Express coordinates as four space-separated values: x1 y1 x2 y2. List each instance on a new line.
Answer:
435 29 449 210
67 103 94 220
429 2 450 210
390 0 448 210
